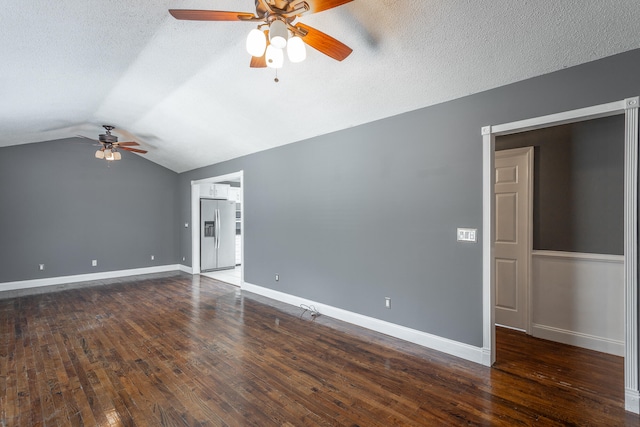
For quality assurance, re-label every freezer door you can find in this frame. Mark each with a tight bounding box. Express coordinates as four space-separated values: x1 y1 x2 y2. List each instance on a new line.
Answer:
200 199 217 271
216 200 237 270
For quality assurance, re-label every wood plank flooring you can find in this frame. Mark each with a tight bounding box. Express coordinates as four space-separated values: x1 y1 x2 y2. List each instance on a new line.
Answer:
1 272 639 426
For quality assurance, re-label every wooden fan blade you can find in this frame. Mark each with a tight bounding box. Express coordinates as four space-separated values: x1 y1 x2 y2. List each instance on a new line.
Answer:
169 9 256 21
115 141 140 147
120 147 148 154
295 23 352 61
305 0 353 14
250 55 267 68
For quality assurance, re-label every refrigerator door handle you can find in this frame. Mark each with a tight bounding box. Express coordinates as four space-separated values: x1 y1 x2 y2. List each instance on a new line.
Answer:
216 208 221 249
212 208 218 249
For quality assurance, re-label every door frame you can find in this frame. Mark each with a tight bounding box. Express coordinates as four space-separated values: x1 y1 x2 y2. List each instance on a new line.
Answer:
494 146 533 333
191 171 244 283
481 97 639 413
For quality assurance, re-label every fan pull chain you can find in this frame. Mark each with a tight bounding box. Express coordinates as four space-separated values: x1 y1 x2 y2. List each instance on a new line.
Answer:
274 69 279 83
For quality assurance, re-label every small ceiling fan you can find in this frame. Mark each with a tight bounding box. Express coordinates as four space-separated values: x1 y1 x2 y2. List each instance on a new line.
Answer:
169 0 354 69
81 125 147 161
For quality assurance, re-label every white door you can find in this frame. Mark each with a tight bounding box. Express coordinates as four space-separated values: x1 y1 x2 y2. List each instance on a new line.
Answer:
494 147 533 331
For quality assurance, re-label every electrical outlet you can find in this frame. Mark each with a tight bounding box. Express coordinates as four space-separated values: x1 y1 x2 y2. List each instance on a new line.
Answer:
39 264 45 271
184 222 189 228
182 256 186 262
151 255 155 260
275 274 279 281
91 259 97 267
385 297 391 309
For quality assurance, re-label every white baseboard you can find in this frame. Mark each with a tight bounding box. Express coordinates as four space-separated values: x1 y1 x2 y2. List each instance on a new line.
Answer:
531 323 624 357
481 347 492 367
626 388 640 413
179 264 193 274
242 282 484 364
0 264 183 292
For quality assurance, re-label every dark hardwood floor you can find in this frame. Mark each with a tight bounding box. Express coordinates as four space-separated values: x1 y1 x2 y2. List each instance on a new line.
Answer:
1 272 639 426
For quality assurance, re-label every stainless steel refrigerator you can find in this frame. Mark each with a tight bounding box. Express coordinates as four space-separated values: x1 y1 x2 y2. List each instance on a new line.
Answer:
201 199 236 271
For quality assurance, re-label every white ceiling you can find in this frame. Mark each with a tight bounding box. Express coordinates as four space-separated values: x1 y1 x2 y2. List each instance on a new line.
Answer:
2 0 640 172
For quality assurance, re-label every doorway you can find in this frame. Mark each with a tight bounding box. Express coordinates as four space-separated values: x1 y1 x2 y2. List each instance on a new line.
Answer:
481 97 639 412
191 171 244 286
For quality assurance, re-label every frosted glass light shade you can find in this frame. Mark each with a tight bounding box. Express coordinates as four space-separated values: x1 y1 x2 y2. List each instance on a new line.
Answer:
287 36 306 63
269 19 288 49
265 45 284 69
246 28 267 57
104 149 114 161
95 150 104 159
113 151 122 160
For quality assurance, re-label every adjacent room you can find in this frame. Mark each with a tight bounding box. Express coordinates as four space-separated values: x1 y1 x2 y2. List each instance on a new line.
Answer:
2 0 640 425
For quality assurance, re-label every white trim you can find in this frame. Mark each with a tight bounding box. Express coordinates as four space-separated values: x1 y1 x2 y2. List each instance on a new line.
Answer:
491 99 627 136
482 96 639 413
532 250 624 263
191 183 200 274
624 98 639 412
626 389 640 414
531 323 624 357
242 281 484 364
0 265 183 292
179 264 193 274
482 127 496 367
190 171 244 284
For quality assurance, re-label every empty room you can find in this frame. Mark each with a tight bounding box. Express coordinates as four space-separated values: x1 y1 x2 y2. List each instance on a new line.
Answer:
2 1 640 425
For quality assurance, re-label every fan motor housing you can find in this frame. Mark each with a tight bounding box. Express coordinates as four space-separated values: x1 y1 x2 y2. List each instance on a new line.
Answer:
99 133 118 144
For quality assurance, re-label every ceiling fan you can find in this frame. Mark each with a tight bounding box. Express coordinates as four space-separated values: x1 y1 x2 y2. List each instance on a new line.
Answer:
81 125 147 161
169 0 354 69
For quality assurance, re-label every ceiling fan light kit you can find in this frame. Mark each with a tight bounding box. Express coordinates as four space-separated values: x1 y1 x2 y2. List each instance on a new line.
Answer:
246 28 267 57
265 44 284 68
269 19 288 49
287 36 306 63
169 0 353 73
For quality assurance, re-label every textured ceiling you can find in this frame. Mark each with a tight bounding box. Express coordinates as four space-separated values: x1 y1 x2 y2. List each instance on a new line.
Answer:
2 0 640 172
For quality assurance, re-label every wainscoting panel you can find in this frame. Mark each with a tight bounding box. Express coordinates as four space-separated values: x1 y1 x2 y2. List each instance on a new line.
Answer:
531 250 624 356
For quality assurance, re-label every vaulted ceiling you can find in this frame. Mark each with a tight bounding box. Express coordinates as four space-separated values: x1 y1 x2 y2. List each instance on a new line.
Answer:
2 0 640 172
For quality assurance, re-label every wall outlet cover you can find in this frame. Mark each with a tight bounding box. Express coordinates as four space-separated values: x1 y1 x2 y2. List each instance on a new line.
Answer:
457 228 477 242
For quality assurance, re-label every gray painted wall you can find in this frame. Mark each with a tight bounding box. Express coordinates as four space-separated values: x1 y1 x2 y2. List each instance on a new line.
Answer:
178 48 640 348
496 115 624 255
0 138 179 282
3 49 639 350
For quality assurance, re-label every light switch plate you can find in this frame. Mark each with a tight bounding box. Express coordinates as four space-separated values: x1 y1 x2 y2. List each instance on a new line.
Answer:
457 228 477 242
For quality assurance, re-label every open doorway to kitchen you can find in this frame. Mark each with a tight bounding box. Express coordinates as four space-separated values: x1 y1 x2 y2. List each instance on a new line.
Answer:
191 171 243 286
